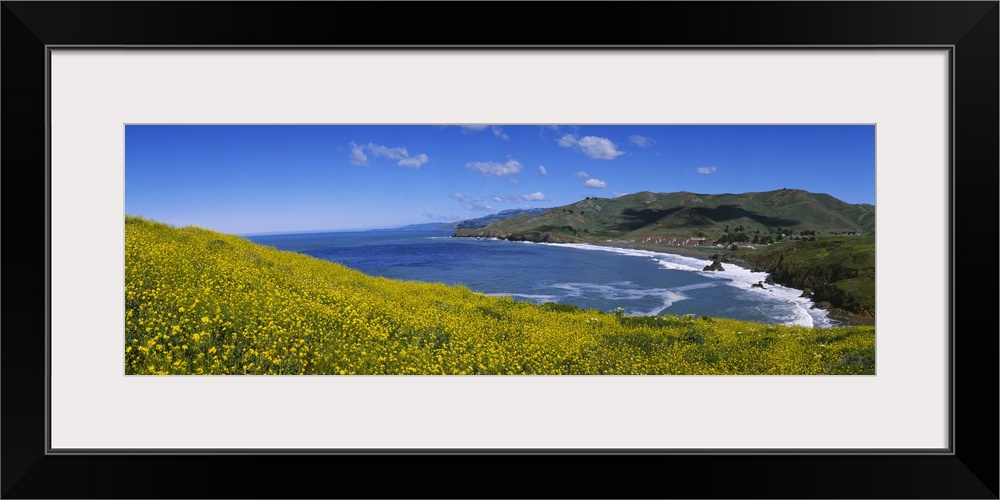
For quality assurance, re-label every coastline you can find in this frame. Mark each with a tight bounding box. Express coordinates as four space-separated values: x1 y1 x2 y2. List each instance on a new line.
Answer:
457 233 875 327
543 239 875 327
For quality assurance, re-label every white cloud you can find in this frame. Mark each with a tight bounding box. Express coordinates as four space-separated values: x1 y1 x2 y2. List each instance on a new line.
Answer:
558 135 625 159
465 159 523 176
349 142 368 166
696 166 718 174
460 125 489 132
453 193 496 212
573 171 590 179
583 178 607 189
629 135 654 147
491 195 503 202
468 197 494 211
460 124 508 140
538 165 547 176
578 136 625 159
612 191 628 198
508 178 522 185
558 134 578 148
397 154 428 169
367 143 408 160
521 192 547 202
352 142 429 168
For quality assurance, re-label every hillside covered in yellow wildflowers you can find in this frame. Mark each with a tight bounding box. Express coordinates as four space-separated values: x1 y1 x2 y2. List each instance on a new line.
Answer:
125 216 875 375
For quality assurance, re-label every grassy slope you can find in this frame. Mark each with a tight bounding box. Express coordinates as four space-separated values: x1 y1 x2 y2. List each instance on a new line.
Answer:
125 216 874 375
724 235 876 319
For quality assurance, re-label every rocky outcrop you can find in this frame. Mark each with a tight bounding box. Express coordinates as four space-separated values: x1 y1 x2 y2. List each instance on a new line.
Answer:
702 260 725 272
719 238 875 319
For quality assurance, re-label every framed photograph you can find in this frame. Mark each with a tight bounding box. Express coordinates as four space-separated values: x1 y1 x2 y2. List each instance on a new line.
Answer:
3 2 996 498
123 122 878 379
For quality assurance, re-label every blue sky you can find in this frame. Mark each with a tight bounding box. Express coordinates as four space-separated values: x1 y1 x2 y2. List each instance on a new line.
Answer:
125 124 875 235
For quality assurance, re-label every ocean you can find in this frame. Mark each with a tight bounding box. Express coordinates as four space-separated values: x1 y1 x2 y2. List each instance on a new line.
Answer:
247 229 836 328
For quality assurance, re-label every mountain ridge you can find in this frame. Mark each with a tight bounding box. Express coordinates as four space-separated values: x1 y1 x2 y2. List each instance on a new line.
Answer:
454 189 874 244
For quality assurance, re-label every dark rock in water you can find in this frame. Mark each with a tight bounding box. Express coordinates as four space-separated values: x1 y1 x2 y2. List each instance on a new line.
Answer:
764 275 775 285
709 254 724 261
813 301 833 309
800 287 814 298
703 260 725 272
751 281 766 289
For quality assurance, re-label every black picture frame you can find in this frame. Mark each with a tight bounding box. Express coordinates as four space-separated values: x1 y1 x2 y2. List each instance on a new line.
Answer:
3 2 996 498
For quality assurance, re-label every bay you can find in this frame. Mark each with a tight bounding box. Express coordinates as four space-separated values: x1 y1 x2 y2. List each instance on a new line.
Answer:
247 229 836 327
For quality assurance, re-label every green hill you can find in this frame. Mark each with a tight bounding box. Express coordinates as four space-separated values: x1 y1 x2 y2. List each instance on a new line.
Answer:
723 235 876 323
124 216 874 375
454 189 874 243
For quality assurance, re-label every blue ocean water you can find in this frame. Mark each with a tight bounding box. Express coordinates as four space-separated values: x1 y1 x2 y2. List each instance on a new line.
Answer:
247 230 836 327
